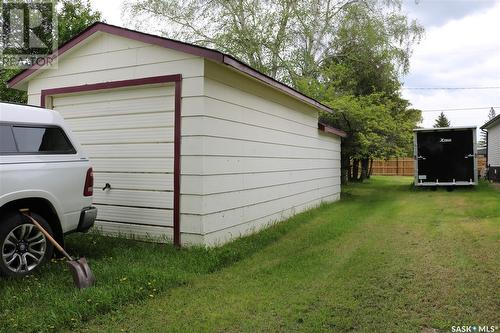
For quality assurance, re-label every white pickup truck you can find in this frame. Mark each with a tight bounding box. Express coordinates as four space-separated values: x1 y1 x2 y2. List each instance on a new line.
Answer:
0 102 96 277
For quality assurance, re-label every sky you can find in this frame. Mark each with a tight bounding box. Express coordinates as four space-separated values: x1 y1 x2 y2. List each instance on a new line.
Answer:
401 0 500 128
90 0 500 129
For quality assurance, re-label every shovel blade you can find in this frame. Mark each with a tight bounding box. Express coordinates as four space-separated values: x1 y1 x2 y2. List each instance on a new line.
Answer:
66 257 96 289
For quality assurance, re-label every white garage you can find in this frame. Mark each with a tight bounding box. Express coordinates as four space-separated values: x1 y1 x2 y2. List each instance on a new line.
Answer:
8 22 345 246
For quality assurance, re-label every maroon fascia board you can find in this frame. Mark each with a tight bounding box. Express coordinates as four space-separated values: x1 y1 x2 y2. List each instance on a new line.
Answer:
8 23 103 89
318 122 347 138
222 56 333 113
9 22 333 114
40 75 183 248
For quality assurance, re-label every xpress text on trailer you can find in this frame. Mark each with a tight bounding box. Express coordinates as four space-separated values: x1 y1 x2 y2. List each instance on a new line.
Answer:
414 127 478 186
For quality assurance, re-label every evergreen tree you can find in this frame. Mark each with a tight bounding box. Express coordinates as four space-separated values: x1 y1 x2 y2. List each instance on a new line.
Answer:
479 107 496 148
433 112 451 128
487 107 496 120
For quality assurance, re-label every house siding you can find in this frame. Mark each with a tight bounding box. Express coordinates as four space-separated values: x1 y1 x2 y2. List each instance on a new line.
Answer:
487 123 500 167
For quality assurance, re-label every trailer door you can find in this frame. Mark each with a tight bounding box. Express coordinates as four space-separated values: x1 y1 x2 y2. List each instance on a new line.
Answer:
417 129 475 184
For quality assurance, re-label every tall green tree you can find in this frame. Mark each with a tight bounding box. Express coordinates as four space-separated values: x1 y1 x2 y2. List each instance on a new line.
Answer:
57 0 102 45
433 112 451 128
125 0 423 183
125 0 422 86
297 2 423 181
487 107 496 120
479 107 496 148
295 1 423 98
321 93 421 182
1 0 102 103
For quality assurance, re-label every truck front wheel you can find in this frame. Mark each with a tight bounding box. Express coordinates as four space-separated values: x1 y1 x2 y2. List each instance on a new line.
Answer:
0 212 54 277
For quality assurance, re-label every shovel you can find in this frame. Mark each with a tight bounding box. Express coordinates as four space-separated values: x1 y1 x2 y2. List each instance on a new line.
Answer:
20 210 96 289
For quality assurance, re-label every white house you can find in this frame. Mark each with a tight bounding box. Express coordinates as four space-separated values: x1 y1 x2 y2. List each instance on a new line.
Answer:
481 114 500 182
7 23 345 246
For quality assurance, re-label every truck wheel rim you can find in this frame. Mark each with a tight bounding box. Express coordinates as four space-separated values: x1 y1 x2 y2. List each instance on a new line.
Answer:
1 224 47 273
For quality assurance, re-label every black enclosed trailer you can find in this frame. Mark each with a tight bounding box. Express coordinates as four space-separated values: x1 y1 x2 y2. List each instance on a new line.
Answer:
414 127 478 186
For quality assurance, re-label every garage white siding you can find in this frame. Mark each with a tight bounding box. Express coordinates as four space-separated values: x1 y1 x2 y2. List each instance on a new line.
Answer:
190 61 341 245
487 123 500 167
52 85 175 234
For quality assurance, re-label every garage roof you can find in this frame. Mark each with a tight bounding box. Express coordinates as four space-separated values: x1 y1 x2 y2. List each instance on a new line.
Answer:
7 22 334 114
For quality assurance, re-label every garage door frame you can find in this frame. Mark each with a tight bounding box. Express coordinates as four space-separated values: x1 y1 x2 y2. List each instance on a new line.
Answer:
40 74 183 247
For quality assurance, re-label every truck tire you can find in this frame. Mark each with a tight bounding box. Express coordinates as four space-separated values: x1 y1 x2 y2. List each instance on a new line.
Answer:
0 212 54 277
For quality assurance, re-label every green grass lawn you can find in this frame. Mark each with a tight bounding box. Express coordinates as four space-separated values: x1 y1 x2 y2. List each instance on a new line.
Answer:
1 177 499 332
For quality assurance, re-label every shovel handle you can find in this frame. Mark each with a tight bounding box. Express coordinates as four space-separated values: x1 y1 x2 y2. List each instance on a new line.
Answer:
22 213 73 261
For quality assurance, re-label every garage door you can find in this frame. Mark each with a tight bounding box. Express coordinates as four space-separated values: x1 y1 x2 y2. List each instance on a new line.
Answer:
52 84 175 233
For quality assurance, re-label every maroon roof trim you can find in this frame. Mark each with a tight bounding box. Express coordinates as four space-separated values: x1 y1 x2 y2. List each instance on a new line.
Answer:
97 24 225 63
318 122 347 138
7 24 101 89
222 56 332 113
40 74 183 248
8 22 333 114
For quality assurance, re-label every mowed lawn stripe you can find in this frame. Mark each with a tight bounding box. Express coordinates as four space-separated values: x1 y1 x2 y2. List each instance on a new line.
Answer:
78 184 394 332
77 177 499 332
